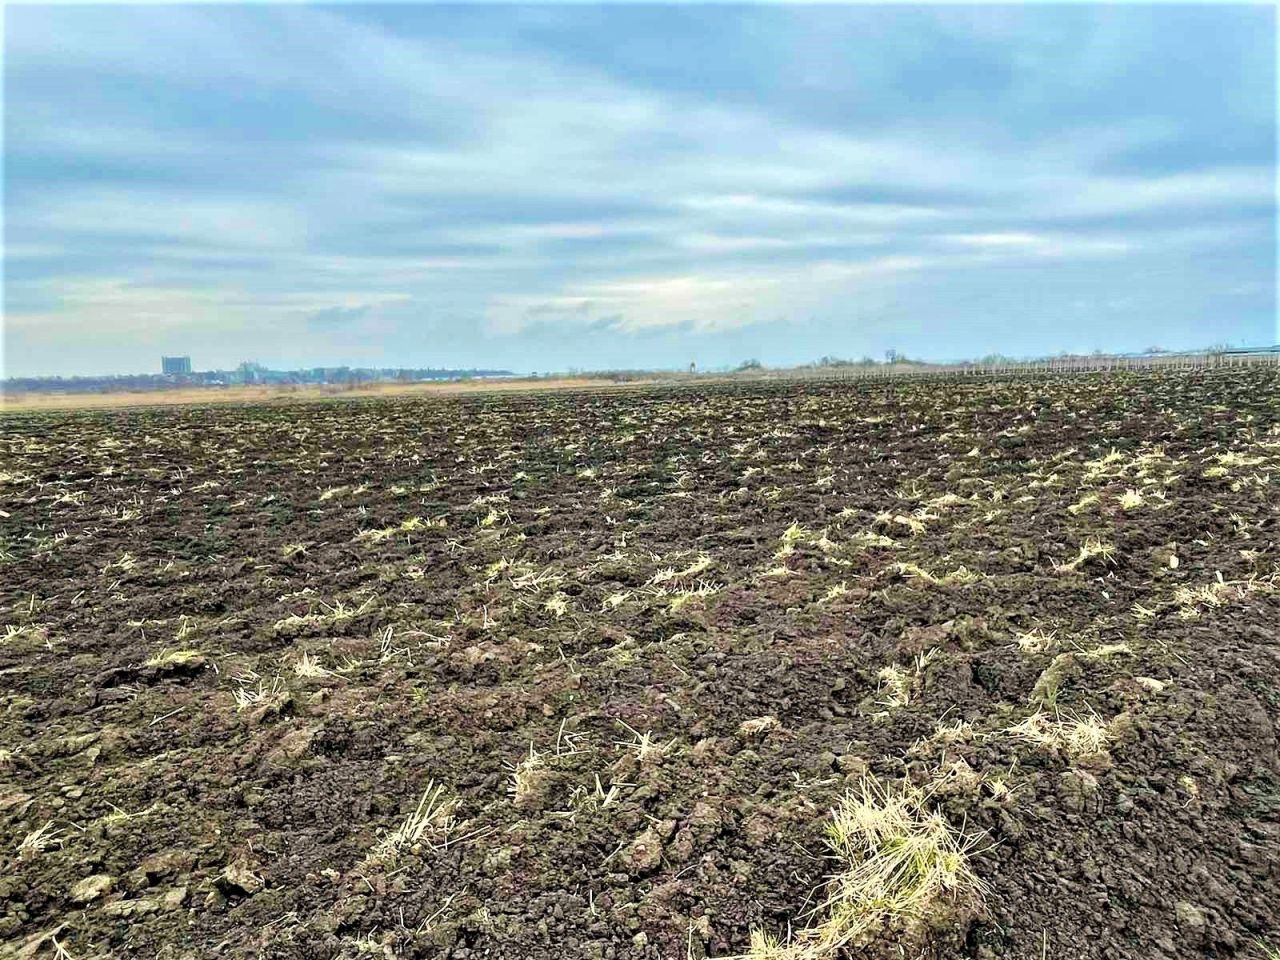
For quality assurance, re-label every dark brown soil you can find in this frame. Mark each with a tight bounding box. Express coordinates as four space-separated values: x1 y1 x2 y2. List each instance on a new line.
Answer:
2 370 1278 960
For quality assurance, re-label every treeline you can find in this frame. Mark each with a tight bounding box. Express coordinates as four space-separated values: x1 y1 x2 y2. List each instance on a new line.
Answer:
795 353 928 369
3 367 516 394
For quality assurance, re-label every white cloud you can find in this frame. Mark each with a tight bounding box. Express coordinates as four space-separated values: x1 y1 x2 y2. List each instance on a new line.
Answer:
19 190 307 252
946 232 1043 247
6 279 410 335
487 255 935 335
5 3 1273 374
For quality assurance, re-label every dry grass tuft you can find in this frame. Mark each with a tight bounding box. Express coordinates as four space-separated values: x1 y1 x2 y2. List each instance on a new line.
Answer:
292 651 330 678
850 531 901 549
18 820 63 857
1066 493 1099 515
614 720 674 763
648 554 713 585
1006 709 1112 760
144 647 203 669
744 930 793 959
895 563 981 586
1053 538 1116 574
1013 628 1057 654
2 623 50 646
909 719 975 757
818 779 984 945
1116 489 1144 510
508 744 549 805
819 582 849 603
231 672 285 709
743 779 984 958
366 780 460 866
1172 576 1272 619
543 592 571 618
739 715 782 738
876 650 937 710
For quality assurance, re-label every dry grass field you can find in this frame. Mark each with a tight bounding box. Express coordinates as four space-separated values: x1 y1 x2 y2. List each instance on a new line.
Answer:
0 377 636 414
1 370 1278 959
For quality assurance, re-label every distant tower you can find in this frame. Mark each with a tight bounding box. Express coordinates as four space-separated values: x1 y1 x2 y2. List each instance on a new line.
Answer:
161 355 192 375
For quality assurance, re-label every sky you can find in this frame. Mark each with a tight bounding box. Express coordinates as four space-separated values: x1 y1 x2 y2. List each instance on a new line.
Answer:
3 3 1277 377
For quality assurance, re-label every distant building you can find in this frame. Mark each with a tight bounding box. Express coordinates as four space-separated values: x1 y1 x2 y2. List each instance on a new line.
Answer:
161 355 192 375
237 361 265 385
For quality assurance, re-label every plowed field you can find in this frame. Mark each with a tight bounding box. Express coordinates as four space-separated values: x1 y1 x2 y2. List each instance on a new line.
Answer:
2 370 1278 960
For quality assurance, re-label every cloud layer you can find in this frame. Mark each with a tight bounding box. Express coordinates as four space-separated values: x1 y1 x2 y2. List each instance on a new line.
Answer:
5 4 1275 375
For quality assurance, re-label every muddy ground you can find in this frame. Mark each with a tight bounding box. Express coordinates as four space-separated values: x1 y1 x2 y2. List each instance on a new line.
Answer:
2 370 1278 960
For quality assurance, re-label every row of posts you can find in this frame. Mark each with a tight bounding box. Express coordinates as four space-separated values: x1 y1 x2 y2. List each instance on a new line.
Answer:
792 349 1280 381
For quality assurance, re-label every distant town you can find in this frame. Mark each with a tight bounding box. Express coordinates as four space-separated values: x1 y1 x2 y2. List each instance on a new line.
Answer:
3 356 517 395
5 344 1279 399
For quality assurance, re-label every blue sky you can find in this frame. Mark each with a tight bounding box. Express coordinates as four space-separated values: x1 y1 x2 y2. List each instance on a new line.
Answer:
4 3 1276 377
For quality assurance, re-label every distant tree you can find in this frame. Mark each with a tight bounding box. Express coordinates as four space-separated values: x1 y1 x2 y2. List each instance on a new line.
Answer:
736 358 763 371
